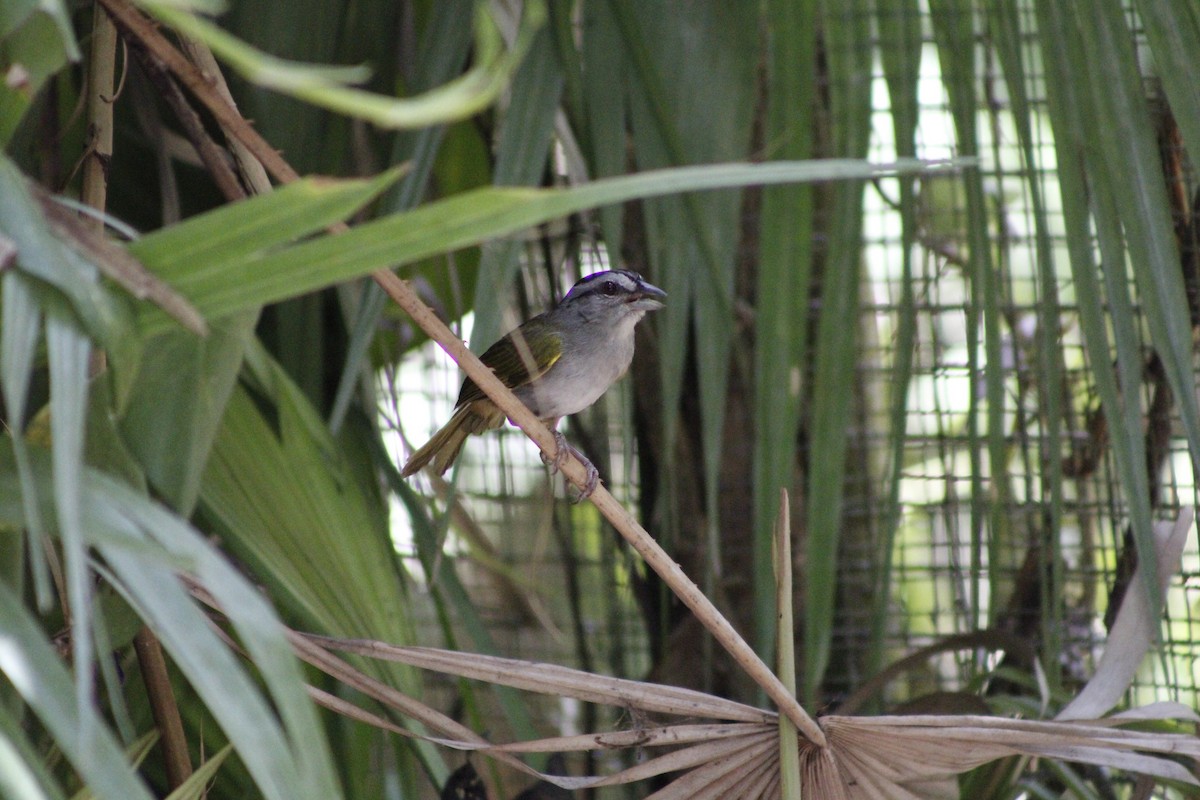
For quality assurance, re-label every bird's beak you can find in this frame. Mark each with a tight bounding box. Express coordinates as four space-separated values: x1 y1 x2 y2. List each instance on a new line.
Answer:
632 280 667 311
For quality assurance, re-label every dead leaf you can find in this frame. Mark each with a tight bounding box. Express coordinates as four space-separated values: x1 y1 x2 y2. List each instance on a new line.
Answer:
1058 509 1194 721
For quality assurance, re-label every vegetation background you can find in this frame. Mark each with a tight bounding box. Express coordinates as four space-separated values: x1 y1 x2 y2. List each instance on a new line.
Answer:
2 0 1200 798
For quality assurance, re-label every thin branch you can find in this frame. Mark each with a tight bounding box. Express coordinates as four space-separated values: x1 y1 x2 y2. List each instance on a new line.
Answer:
128 43 245 203
133 626 193 788
95 0 298 184
177 37 273 195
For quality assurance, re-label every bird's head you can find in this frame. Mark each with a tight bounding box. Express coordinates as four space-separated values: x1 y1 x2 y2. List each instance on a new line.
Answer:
561 270 667 319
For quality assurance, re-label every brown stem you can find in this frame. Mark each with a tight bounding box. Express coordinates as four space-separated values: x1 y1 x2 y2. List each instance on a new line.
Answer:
95 0 298 185
82 2 120 379
129 45 245 202
178 37 272 195
82 2 117 227
133 626 193 789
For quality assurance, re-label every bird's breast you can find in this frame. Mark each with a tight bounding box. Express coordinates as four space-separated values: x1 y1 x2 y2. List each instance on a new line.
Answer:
515 324 637 419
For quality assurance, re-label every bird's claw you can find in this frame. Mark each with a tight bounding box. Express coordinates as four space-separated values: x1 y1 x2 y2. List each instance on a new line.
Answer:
540 432 601 502
540 431 572 473
571 459 600 503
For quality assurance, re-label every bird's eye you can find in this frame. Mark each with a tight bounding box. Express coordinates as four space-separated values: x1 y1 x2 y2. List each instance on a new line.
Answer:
602 280 619 296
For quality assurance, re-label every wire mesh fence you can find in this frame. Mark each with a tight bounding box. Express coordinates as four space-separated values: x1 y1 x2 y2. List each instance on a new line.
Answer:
385 2 1200 796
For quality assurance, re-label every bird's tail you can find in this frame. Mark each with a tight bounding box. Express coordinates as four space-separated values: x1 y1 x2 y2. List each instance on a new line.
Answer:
400 403 499 477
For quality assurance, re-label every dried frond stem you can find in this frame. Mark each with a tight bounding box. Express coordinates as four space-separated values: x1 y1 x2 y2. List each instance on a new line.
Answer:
307 635 771 723
177 38 273 195
95 0 298 185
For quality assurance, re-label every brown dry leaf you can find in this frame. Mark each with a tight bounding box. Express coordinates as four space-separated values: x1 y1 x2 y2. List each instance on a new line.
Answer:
741 755 782 800
820 713 1200 796
306 635 771 722
294 632 781 791
480 723 773 754
309 678 768 757
585 732 776 790
289 631 482 745
295 629 1200 797
311 678 775 791
800 746 854 800
645 736 776 800
36 188 208 335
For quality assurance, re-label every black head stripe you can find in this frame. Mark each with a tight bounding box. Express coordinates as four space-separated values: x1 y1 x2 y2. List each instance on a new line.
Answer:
565 270 641 302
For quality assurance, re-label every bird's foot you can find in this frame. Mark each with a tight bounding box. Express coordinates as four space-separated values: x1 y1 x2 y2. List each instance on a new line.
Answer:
570 455 600 503
540 431 573 473
540 432 600 502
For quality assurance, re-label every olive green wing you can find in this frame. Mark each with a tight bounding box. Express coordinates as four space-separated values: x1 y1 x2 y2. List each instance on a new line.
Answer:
455 316 563 406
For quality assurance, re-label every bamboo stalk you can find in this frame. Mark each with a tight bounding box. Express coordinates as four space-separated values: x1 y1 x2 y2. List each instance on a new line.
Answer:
81 2 119 381
81 2 117 227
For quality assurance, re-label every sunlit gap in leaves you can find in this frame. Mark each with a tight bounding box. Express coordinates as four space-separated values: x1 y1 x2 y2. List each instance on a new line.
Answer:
379 310 552 583
852 34 1200 711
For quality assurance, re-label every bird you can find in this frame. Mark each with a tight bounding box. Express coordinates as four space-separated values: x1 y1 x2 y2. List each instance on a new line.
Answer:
401 269 666 498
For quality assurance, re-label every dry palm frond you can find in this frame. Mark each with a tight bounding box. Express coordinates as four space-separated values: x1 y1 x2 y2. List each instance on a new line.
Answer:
288 629 779 792
272 510 1199 797
182 503 1200 798
817 712 1200 798
283 628 1200 798
644 735 777 800
304 634 771 722
175 509 1200 797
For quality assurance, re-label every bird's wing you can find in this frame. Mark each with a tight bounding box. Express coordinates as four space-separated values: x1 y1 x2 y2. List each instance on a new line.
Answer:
455 317 563 406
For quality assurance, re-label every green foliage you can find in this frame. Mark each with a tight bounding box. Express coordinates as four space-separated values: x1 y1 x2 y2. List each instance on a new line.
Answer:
800 0 875 703
138 0 541 130
755 0 817 673
0 0 78 146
